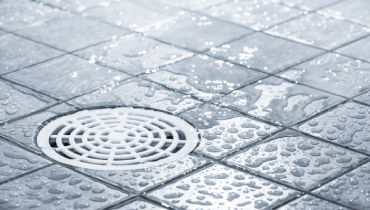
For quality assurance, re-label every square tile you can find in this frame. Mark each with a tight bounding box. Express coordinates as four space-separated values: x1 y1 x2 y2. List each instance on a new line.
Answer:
0 165 128 210
227 130 367 190
319 0 370 27
269 0 339 11
298 102 370 154
215 76 344 125
113 200 166 210
75 33 192 75
277 195 350 210
153 0 229 11
0 34 63 74
4 55 130 100
314 162 370 209
266 13 370 50
69 78 201 114
148 164 299 209
0 0 64 31
16 14 128 52
0 104 75 151
142 13 253 52
0 140 50 183
355 91 370 106
180 104 279 158
142 54 266 101
202 0 302 31
336 36 370 63
39 0 115 12
207 32 323 73
279 53 370 98
80 155 209 192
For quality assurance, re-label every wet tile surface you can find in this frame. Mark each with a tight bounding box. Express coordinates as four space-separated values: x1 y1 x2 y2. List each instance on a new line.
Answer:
207 33 323 73
148 164 299 209
0 164 128 210
227 130 367 190
16 14 128 52
202 0 302 31
0 34 63 74
4 55 130 100
298 102 370 154
143 13 253 52
336 36 370 63
277 195 350 210
279 53 370 98
114 200 166 210
270 0 339 11
142 54 266 101
70 78 201 114
76 33 192 75
153 0 229 11
181 104 279 158
40 0 114 12
215 76 344 125
267 13 370 50
0 140 50 183
355 92 370 106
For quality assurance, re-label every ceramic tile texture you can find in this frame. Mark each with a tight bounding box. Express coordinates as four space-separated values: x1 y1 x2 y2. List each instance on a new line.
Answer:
153 0 229 11
39 0 115 12
355 91 370 106
336 36 370 63
269 0 339 11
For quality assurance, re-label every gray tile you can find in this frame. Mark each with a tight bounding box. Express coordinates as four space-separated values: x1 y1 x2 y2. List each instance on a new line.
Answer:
69 78 201 114
266 13 370 50
298 102 370 154
180 104 278 159
0 34 63 74
39 0 115 12
0 31 5 36
148 164 299 209
227 130 367 190
314 162 370 209
75 33 192 75
277 195 350 210
153 0 229 11
0 0 64 31
0 104 76 151
319 0 370 27
202 0 302 31
80 155 209 192
0 165 128 209
142 13 253 52
207 33 323 73
0 140 50 183
270 0 340 11
215 76 344 125
355 91 370 106
113 200 166 210
336 36 370 63
142 54 266 101
16 14 128 52
4 55 130 100
279 53 370 98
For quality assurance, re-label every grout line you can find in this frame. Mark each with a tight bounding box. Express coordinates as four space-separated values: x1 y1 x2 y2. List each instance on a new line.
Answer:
0 163 54 186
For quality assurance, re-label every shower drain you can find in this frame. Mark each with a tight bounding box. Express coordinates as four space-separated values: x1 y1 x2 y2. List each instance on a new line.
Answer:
37 108 199 170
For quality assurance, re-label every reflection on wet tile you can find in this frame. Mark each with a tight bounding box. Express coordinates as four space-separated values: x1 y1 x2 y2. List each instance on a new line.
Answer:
319 0 370 27
148 164 299 209
267 13 370 50
4 55 129 100
336 36 370 63
80 155 208 192
0 141 50 183
299 102 370 154
227 130 366 190
0 34 63 74
114 200 166 210
202 0 302 31
85 1 181 31
143 13 252 52
207 33 323 73
277 195 349 210
142 54 266 101
70 78 201 114
215 76 344 125
0 104 75 151
0 165 128 210
0 80 55 123
314 162 370 209
279 53 370 98
270 0 339 11
355 92 370 106
180 104 278 158
76 34 192 75
16 15 128 52
154 0 229 11
0 0 64 31
40 0 115 12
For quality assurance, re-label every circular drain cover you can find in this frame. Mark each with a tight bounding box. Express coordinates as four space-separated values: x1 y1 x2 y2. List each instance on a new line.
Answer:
37 108 198 170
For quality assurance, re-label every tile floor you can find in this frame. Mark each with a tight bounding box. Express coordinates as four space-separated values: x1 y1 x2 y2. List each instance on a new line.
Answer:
0 0 370 209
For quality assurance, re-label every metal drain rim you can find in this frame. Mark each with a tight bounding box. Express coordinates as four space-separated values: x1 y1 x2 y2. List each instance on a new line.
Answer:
37 107 199 170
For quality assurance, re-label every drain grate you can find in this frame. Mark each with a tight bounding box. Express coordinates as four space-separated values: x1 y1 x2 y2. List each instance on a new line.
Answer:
37 108 199 170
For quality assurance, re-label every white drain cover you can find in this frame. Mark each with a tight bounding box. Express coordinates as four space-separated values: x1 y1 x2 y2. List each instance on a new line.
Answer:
37 108 199 170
